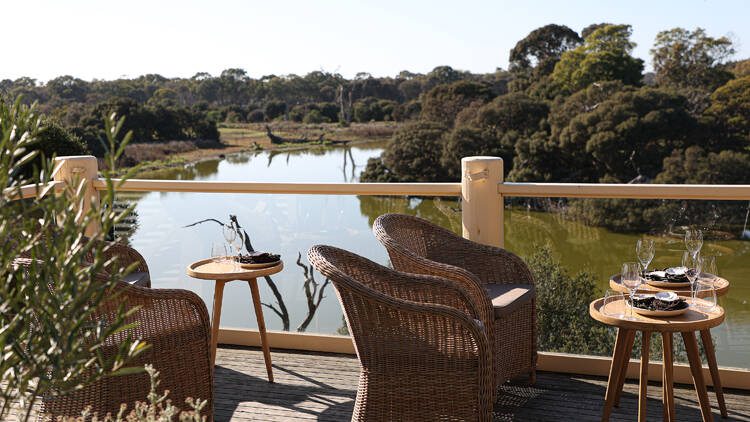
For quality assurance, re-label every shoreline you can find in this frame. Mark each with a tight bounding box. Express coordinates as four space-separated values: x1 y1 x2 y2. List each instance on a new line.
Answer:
121 122 396 177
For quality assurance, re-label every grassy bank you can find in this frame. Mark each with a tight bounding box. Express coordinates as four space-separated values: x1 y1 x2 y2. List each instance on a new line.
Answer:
121 121 398 176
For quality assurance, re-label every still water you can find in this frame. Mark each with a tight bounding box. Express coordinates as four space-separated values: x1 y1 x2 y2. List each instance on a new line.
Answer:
121 142 750 367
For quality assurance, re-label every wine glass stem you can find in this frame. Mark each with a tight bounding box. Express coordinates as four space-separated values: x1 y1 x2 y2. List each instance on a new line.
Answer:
629 290 635 319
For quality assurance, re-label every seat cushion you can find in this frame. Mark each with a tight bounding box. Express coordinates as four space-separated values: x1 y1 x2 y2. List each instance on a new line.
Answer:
484 284 535 317
121 271 150 287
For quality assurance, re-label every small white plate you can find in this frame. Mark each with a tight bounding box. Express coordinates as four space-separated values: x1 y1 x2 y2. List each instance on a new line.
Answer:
666 266 687 276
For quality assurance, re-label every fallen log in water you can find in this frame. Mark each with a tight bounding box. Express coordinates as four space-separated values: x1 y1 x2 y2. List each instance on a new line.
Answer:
265 125 350 146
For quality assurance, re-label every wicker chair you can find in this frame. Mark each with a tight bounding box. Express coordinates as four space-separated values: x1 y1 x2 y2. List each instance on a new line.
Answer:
307 245 493 422
13 257 214 420
373 213 537 388
85 240 151 287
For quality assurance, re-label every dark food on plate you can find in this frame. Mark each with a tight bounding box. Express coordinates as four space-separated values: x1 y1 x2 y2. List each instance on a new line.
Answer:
644 268 689 284
238 251 280 264
632 295 688 311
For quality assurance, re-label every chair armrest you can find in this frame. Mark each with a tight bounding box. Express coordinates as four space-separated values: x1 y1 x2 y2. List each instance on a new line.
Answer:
369 270 484 323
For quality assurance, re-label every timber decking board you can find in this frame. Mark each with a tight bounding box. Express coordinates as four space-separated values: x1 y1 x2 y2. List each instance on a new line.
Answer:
214 345 750 422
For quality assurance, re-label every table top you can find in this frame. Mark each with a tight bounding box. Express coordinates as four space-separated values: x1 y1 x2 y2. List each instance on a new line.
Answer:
609 273 729 297
186 257 284 281
590 297 724 332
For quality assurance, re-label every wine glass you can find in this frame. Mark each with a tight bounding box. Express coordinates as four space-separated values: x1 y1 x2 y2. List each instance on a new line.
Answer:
231 231 244 270
685 227 703 259
698 255 718 312
682 251 702 306
621 262 642 320
636 238 655 276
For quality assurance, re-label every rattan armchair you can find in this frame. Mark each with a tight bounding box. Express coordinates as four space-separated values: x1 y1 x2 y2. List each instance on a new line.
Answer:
13 257 214 420
307 245 493 422
85 240 151 287
373 213 537 388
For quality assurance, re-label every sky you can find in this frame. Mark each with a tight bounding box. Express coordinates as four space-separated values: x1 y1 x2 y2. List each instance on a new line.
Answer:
4 0 749 83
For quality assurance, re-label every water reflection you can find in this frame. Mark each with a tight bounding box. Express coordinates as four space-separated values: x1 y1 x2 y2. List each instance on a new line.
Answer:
116 142 750 367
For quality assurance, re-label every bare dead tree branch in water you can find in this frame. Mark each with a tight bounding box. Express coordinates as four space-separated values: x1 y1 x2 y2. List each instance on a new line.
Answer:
295 252 331 332
184 214 291 330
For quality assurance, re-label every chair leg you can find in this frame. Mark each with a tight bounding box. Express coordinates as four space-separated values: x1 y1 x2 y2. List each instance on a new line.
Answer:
529 368 536 386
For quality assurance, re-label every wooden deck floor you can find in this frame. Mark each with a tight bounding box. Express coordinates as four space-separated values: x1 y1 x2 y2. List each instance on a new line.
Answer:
215 345 750 421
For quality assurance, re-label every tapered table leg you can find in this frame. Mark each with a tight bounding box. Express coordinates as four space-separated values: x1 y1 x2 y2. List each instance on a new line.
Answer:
700 329 727 418
639 331 650 422
210 280 226 366
602 328 631 422
249 278 274 382
683 331 713 422
662 332 675 422
615 329 637 407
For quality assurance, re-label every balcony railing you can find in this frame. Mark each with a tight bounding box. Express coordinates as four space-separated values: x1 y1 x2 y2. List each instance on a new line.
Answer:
10 154 750 390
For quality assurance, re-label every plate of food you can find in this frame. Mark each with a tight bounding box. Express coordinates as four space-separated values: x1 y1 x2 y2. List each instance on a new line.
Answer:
632 292 689 317
643 267 691 287
239 251 281 269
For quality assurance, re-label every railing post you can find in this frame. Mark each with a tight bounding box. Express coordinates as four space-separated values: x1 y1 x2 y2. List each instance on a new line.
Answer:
54 155 101 237
461 156 504 248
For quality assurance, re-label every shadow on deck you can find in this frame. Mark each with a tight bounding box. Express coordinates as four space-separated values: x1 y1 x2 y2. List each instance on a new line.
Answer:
215 345 750 421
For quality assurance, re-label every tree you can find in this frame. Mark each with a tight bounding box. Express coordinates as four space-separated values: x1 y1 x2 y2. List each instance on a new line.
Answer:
525 246 615 355
420 80 493 127
47 75 89 102
1 100 145 420
19 119 89 177
581 23 612 40
555 87 698 182
651 28 735 91
509 24 582 78
443 92 549 179
552 24 644 93
379 121 449 182
264 100 286 120
705 75 750 143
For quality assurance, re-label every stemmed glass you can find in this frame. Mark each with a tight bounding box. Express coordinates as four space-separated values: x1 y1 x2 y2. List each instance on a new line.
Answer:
231 230 244 269
685 227 703 259
636 239 655 277
621 262 642 320
682 251 702 306
698 255 718 311
222 224 238 270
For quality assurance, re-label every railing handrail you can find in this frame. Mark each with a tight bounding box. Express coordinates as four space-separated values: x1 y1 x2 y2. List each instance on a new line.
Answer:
14 179 750 201
500 182 750 200
91 179 463 196
3 181 63 200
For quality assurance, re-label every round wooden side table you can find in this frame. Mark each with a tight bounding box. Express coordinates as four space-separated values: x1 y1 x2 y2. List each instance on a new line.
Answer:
610 274 729 419
187 258 284 382
590 298 724 422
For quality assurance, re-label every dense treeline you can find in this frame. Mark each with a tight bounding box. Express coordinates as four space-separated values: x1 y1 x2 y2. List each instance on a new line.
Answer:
360 24 750 233
0 64 514 161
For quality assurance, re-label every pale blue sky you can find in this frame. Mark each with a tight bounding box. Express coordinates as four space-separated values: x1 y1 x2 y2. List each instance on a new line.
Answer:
5 0 748 82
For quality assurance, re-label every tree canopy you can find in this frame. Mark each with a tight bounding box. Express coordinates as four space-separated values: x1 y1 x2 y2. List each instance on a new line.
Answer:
552 24 644 93
651 27 735 91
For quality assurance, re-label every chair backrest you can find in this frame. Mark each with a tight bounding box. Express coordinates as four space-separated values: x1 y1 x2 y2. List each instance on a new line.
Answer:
373 212 473 267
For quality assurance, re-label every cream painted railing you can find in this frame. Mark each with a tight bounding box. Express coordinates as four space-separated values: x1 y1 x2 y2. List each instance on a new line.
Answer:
17 155 750 389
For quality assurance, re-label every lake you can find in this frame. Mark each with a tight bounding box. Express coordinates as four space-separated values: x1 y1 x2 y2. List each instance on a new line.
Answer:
120 142 750 367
